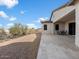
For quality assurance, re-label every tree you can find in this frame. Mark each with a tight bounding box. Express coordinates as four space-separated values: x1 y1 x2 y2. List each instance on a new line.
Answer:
9 23 28 37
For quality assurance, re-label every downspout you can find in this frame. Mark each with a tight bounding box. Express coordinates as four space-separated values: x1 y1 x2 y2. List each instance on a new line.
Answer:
49 11 53 22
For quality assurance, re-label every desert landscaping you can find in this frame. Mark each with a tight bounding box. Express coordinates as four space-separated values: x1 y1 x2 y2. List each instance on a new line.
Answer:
0 33 41 59
0 21 42 59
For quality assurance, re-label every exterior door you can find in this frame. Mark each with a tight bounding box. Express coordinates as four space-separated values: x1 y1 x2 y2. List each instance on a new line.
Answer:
69 23 75 35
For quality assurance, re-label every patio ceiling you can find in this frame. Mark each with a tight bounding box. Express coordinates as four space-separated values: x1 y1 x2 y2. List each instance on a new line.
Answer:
53 9 75 23
53 6 75 23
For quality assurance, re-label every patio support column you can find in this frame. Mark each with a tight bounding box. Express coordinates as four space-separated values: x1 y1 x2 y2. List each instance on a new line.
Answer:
75 1 79 47
47 23 54 34
51 23 55 34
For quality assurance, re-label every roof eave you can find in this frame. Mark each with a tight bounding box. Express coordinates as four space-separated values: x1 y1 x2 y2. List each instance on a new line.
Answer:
41 21 53 23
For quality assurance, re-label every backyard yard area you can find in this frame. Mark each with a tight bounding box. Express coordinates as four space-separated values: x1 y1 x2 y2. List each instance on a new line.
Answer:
0 33 41 59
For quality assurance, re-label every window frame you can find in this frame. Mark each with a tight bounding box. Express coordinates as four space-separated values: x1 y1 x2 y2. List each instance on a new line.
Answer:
55 24 59 30
44 25 47 30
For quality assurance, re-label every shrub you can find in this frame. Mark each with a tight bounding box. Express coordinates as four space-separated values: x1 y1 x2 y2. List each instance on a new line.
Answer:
9 23 28 37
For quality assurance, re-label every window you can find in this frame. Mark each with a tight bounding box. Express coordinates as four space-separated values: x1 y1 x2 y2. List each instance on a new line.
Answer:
55 24 59 30
44 25 47 30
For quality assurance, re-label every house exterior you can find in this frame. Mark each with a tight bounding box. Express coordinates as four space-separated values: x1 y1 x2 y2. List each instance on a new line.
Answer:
41 0 79 47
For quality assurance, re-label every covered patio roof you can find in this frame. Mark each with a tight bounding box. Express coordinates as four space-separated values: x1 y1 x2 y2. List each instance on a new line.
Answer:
53 6 75 23
53 8 75 23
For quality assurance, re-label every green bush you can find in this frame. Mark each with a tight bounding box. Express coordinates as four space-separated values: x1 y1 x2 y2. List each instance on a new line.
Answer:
9 23 28 37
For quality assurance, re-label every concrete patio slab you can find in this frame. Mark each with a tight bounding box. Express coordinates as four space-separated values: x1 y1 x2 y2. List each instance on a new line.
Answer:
37 33 79 59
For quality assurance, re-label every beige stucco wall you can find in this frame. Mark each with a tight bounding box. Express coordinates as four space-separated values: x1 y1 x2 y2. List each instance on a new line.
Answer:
54 19 75 34
65 19 75 34
59 23 65 31
42 23 54 34
54 23 65 31
75 2 79 47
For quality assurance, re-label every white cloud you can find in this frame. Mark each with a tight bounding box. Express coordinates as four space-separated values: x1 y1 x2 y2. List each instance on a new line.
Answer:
27 24 37 29
20 11 25 15
35 17 48 23
39 18 46 21
0 24 2 27
0 0 19 8
9 16 16 21
7 23 14 27
0 11 16 21
4 23 14 29
0 11 9 18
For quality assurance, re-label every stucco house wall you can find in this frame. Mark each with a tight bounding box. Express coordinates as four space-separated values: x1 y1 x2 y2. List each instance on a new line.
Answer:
65 19 75 34
54 23 65 31
42 23 54 34
59 23 65 31
75 2 79 47
54 19 75 35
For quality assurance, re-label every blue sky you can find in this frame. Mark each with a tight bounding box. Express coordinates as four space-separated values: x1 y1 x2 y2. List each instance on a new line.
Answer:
0 0 69 29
